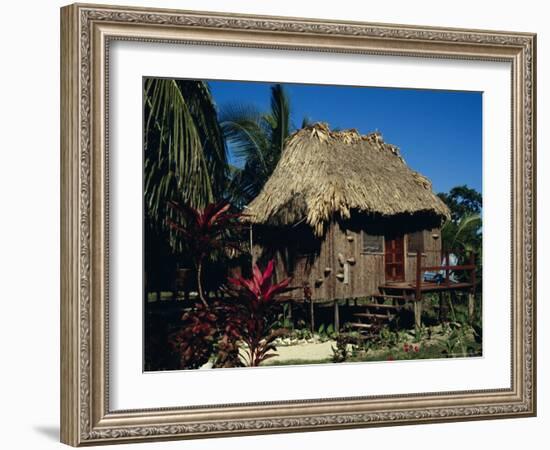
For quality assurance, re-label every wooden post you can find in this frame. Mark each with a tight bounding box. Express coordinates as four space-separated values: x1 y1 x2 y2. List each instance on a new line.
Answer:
445 251 450 286
468 292 475 323
415 250 422 301
414 301 422 330
413 251 423 331
249 224 255 271
334 300 340 332
470 251 477 295
288 301 293 319
438 292 448 322
468 251 476 323
310 299 315 333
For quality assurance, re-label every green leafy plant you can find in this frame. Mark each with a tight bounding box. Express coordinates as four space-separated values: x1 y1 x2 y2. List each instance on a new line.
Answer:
379 326 398 348
442 324 468 358
413 325 430 343
273 303 294 330
317 324 330 342
292 328 313 341
331 333 362 363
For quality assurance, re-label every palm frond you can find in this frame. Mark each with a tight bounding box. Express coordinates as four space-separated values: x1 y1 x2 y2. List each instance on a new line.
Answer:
268 84 291 162
441 212 482 252
219 83 295 205
143 78 228 224
219 103 271 169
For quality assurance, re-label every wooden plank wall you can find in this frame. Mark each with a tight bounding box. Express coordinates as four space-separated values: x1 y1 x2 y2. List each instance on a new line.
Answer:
275 223 383 302
268 224 442 302
405 228 442 283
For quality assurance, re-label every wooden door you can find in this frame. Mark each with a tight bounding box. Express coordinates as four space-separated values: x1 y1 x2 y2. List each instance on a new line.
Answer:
385 235 405 281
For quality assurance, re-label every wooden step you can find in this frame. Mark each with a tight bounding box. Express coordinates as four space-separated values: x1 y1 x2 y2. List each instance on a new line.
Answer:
362 303 403 310
373 294 406 300
348 322 374 329
354 312 394 320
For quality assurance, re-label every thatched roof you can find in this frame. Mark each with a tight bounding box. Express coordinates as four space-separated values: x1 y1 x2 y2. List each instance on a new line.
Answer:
245 123 451 236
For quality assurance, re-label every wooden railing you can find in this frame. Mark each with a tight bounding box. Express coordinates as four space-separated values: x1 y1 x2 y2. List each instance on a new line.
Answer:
414 250 477 301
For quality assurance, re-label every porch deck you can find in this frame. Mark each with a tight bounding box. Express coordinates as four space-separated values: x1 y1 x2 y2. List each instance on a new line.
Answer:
379 281 474 294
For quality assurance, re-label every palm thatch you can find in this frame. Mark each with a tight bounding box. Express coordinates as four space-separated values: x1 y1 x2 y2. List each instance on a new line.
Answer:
245 123 450 236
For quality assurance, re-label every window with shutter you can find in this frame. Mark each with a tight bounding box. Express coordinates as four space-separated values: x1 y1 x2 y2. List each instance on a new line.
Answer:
362 232 384 253
408 230 425 253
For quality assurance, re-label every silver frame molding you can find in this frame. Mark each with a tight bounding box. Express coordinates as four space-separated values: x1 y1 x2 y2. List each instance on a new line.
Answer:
60 3 536 446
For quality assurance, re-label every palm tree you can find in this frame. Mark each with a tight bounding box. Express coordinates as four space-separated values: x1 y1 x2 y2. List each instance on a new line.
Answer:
219 84 293 205
441 213 482 284
143 79 228 298
143 78 228 225
441 213 482 254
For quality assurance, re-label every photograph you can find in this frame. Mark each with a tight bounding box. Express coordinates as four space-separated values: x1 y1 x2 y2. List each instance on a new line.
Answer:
143 78 483 371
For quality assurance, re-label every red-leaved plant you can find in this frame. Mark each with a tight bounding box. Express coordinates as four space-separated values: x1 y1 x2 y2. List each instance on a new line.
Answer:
170 301 244 370
167 201 243 306
228 261 293 367
169 302 218 370
170 262 293 370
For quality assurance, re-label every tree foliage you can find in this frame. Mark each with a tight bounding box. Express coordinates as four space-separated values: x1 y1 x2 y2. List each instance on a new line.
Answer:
438 185 482 271
440 213 482 254
437 185 482 223
143 78 228 225
220 84 293 206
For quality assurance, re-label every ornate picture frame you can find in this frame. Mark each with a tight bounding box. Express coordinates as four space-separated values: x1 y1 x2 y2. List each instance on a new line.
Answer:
60 3 536 446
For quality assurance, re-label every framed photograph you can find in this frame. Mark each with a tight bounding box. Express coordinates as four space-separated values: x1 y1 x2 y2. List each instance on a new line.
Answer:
60 3 536 446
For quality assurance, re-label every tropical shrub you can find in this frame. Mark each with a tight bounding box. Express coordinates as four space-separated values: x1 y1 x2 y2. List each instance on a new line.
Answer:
169 300 244 370
211 301 244 368
167 201 244 305
228 261 294 367
169 303 218 370
331 332 363 363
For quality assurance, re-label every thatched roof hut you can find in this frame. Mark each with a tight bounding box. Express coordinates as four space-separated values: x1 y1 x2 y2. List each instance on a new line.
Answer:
245 123 450 236
244 123 451 303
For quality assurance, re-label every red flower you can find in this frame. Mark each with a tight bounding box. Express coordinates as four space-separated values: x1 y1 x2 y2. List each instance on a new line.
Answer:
403 343 409 352
387 355 395 361
414 345 419 352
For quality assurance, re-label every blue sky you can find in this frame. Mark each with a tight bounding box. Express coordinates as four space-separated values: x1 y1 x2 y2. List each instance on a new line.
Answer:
209 80 482 195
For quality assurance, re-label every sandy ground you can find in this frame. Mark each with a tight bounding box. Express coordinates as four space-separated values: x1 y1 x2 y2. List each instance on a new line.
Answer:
263 340 336 365
200 341 337 369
